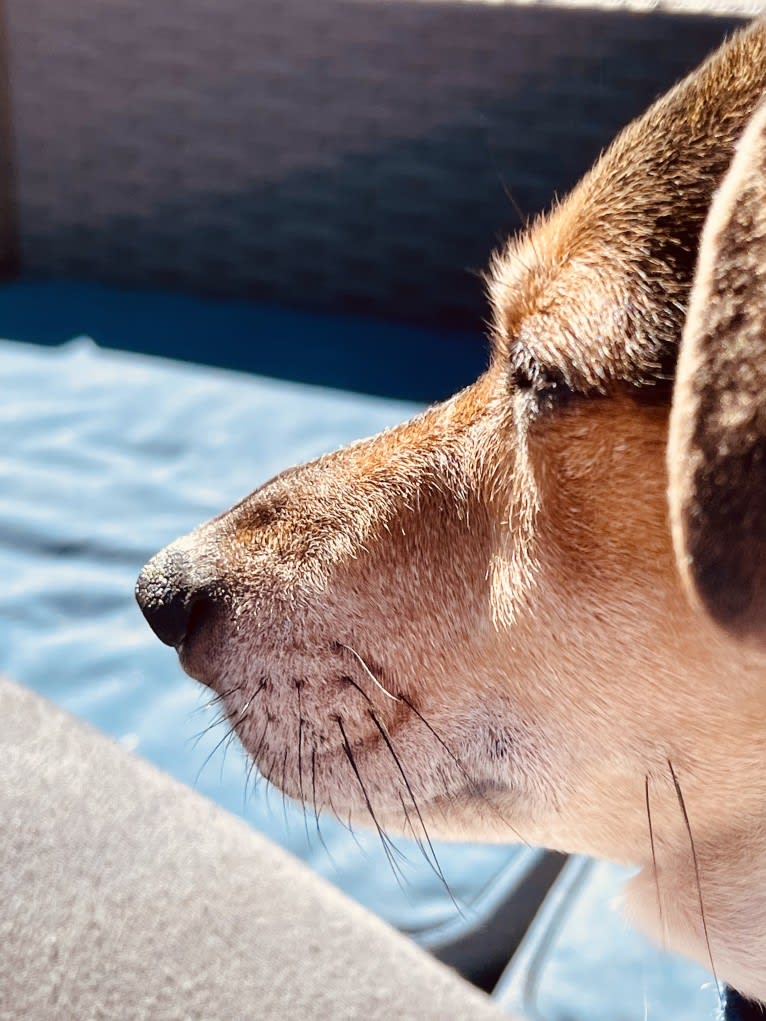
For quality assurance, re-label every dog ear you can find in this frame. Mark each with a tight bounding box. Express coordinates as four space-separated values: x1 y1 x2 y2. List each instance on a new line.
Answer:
668 98 766 647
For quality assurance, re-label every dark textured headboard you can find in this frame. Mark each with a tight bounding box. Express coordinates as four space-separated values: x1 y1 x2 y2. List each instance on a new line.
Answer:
1 0 761 329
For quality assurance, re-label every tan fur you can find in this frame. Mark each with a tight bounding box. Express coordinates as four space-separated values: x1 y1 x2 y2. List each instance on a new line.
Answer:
137 21 766 1003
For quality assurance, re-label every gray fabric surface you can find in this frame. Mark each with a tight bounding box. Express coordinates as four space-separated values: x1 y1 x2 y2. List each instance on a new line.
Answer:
4 0 761 328
0 676 509 1020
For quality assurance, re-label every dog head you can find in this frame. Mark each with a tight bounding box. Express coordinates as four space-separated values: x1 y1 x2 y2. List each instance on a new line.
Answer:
137 22 766 999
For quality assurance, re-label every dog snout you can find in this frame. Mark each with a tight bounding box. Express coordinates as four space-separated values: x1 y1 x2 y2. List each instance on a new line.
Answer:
135 546 219 648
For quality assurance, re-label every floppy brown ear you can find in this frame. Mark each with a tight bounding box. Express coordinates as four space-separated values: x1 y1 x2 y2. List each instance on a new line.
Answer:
669 97 766 647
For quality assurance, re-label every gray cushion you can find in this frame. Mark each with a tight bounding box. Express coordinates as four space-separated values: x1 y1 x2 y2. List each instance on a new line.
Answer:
0 676 509 1021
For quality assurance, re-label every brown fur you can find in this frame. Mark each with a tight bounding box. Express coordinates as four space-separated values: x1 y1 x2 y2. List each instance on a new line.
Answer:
137 21 766 1003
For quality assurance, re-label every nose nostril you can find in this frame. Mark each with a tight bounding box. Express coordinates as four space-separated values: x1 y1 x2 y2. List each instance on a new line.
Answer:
135 550 215 649
184 595 215 646
135 575 189 648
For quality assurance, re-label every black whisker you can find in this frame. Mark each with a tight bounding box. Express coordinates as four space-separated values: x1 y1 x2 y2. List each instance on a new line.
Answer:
198 680 245 713
345 812 367 855
195 677 267 751
215 680 268 783
250 712 271 766
336 716 409 888
338 679 409 862
262 752 275 812
197 692 259 787
194 683 266 785
326 789 360 842
189 710 228 750
194 721 236 787
250 679 268 701
400 694 528 846
242 754 259 813
221 717 245 781
368 709 460 910
397 791 426 858
645 774 665 949
296 684 311 846
668 759 721 1008
342 674 373 705
311 749 334 863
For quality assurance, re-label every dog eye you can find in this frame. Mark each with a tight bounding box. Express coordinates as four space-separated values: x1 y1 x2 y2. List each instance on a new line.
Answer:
510 357 571 400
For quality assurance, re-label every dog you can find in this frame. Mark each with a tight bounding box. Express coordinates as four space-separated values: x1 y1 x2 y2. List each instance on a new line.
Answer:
137 21 766 1010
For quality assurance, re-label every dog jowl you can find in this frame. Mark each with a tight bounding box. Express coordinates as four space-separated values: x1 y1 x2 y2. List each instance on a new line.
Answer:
137 22 766 1005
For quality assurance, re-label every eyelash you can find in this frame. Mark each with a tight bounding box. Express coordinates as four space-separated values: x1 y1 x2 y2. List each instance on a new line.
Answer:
510 358 571 399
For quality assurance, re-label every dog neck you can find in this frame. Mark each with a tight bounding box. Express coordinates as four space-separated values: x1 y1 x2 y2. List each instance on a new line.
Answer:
625 803 766 1008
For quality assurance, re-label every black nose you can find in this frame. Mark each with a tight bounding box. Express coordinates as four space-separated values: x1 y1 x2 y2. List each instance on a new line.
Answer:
135 548 211 648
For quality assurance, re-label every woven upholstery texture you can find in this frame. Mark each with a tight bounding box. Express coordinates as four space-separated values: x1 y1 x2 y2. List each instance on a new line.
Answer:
3 0 763 328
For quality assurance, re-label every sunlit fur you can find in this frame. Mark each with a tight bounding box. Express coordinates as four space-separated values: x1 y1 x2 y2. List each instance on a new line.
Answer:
140 21 766 1003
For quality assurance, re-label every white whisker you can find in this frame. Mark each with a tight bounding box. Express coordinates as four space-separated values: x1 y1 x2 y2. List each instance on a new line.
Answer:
338 643 401 703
